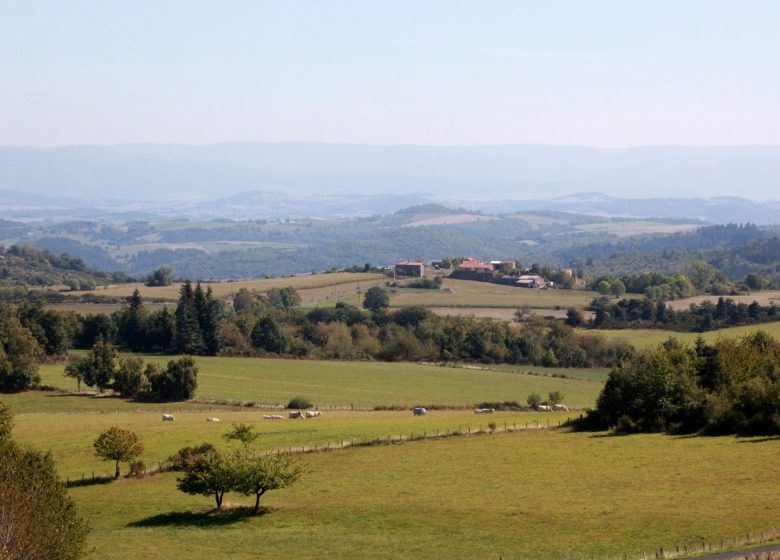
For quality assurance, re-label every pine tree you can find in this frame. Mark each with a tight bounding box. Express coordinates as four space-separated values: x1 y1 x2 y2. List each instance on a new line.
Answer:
200 287 221 355
175 281 202 354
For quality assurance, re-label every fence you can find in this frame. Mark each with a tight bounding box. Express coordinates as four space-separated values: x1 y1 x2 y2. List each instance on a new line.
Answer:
604 527 780 560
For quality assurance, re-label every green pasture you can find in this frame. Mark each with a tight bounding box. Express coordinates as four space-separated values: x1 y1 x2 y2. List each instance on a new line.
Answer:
389 280 632 310
474 364 611 383
586 321 780 349
58 429 779 560
40 355 603 409
10 405 571 479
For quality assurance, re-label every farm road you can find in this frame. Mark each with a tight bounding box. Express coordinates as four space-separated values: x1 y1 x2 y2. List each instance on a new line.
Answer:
692 543 780 559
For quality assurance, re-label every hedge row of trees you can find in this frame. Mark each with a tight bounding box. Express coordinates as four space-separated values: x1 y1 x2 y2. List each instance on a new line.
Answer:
64 342 198 401
586 296 780 332
586 332 780 436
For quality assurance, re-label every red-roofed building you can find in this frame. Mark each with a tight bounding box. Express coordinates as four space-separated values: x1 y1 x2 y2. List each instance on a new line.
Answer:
453 258 494 280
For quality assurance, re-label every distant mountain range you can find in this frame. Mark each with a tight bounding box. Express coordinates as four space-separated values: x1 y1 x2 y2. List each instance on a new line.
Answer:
1 142 779 201
469 193 780 225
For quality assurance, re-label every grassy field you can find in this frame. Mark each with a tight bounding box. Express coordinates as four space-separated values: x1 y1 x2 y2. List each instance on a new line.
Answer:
9 351 780 559
389 280 619 310
66 272 385 301
586 321 780 349
10 405 572 479
40 356 603 409
54 429 780 560
667 290 780 310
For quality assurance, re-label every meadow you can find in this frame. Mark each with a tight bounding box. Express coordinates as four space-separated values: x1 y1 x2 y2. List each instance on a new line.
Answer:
40 355 603 409
54 428 780 560
8 352 780 559
586 320 780 349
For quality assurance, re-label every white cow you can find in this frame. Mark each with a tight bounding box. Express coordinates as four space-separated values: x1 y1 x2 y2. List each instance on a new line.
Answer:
162 413 175 422
305 410 322 418
206 417 221 422
552 404 568 412
536 405 552 412
474 408 495 414
263 415 284 420
288 410 304 419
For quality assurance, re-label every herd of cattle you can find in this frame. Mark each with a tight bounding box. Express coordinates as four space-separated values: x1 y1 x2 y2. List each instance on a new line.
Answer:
161 404 568 422
160 411 323 422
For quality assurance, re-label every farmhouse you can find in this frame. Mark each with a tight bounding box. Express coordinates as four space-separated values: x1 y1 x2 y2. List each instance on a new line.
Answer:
452 258 494 281
395 261 425 277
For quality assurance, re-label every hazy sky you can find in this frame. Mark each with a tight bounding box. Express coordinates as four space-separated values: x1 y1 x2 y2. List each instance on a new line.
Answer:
2 1 779 147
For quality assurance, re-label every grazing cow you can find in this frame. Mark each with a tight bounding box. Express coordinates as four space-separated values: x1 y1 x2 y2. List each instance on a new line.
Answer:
263 414 284 420
536 405 552 412
288 410 304 419
206 417 221 422
413 407 427 416
474 408 495 415
552 404 568 412
305 410 322 418
162 413 175 422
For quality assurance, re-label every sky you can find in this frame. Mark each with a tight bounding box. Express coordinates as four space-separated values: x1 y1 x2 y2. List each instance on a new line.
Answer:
1 0 779 147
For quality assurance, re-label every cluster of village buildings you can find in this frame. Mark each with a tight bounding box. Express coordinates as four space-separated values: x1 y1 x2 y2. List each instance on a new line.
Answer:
395 258 573 288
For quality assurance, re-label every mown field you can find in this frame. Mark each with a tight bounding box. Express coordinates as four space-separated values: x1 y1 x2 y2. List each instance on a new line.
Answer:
666 290 780 310
45 427 780 559
40 355 602 409
66 272 385 302
389 280 621 310
8 353 780 559
11 405 570 479
586 321 780 349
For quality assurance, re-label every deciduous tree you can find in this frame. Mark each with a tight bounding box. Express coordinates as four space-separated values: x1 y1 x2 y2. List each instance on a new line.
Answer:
93 427 144 479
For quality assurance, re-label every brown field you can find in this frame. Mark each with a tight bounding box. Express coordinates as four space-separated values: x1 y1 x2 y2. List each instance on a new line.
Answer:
429 306 594 321
667 290 780 310
574 220 701 237
390 280 621 310
403 214 496 227
66 272 385 302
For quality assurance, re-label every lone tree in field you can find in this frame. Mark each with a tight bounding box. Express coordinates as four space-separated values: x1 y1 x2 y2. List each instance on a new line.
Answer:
363 287 389 312
233 453 303 513
223 423 259 450
93 427 144 479
177 450 235 510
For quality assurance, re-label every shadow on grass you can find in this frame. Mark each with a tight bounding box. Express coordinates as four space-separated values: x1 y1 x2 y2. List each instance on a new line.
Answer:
737 435 780 443
127 507 272 528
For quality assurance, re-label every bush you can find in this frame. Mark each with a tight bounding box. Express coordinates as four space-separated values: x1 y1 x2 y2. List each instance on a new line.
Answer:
526 393 542 408
129 460 146 478
287 396 313 409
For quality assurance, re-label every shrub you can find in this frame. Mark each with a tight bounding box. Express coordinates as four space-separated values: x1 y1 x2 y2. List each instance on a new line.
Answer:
526 393 542 408
129 460 146 478
287 396 313 409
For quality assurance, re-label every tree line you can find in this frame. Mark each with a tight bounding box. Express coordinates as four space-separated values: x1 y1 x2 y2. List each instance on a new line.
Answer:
584 296 780 332
583 332 780 436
